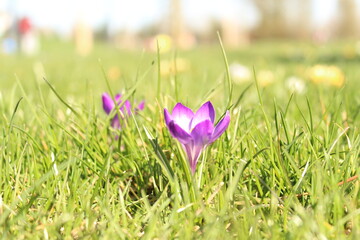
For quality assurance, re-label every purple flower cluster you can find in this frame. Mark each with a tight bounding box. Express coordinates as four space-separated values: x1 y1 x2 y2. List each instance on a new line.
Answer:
102 93 144 129
102 93 230 174
164 102 230 174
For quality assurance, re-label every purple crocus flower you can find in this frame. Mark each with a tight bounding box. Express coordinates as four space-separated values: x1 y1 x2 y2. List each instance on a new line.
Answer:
164 101 230 174
102 92 144 129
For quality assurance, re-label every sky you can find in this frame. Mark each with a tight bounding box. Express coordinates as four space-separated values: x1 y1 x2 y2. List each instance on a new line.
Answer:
0 0 344 35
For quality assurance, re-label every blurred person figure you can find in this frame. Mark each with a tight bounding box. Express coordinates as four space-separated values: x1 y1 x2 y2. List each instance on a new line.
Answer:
73 19 93 56
0 11 17 54
0 11 11 37
18 16 39 55
2 38 17 54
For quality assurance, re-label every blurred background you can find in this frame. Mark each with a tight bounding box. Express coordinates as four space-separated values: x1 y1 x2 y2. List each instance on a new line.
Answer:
1 0 360 110
1 0 360 55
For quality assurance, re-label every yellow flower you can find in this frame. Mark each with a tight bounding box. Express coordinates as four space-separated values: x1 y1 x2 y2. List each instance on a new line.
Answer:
309 65 327 84
107 66 121 80
327 66 345 87
258 70 275 87
160 58 190 76
150 34 173 53
308 65 345 87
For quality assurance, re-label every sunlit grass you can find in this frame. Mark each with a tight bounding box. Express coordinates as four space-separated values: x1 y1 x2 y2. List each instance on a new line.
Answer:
1 39 360 238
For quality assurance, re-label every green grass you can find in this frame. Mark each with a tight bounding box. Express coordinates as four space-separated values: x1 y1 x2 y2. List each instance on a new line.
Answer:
1 38 360 239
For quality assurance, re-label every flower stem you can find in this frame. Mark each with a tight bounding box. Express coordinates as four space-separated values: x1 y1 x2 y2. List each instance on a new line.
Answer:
197 147 208 189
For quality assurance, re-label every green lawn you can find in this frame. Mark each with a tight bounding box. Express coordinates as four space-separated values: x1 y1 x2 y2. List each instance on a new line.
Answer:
1 38 360 239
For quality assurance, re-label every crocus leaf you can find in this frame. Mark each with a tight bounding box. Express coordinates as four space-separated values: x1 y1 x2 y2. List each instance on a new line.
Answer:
144 126 174 181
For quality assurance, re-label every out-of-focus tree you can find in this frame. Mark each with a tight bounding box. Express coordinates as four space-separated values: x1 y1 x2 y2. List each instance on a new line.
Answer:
73 20 93 56
94 24 109 41
338 0 358 38
170 0 182 46
169 0 195 49
297 0 311 39
252 0 312 39
252 0 288 38
170 0 195 49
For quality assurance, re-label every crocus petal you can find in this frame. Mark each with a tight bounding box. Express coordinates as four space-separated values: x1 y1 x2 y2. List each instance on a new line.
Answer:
168 121 192 144
191 101 215 128
164 108 173 126
211 111 230 143
191 119 214 146
102 93 114 114
183 142 204 174
171 103 194 132
136 101 145 111
115 94 122 103
124 100 132 115
111 115 121 129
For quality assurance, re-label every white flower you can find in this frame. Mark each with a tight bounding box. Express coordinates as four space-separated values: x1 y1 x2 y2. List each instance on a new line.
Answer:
286 76 306 94
229 63 251 84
